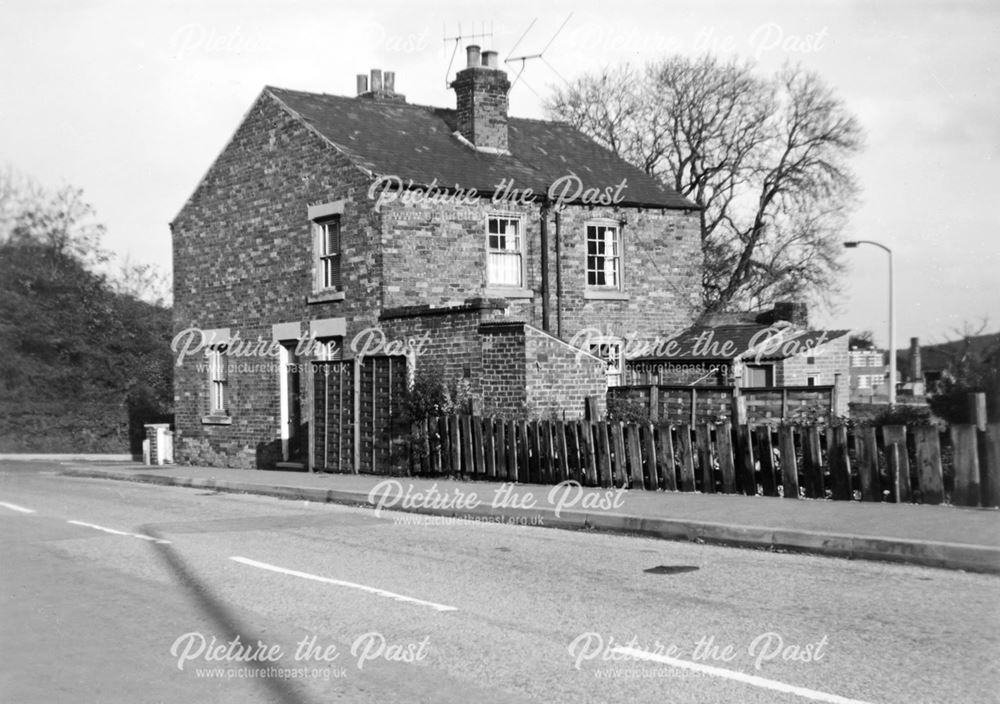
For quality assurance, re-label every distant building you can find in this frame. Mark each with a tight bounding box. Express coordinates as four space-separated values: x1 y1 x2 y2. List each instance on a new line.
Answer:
848 347 889 403
625 302 850 417
896 333 1000 395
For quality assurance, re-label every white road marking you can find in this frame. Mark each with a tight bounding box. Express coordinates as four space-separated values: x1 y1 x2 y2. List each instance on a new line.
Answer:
0 501 36 514
67 520 171 544
230 556 458 612
612 646 877 704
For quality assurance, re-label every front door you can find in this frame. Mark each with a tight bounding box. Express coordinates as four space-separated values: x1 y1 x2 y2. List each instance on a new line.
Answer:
279 343 305 462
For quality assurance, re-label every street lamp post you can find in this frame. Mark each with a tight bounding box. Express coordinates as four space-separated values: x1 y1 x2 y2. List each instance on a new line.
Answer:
844 240 895 405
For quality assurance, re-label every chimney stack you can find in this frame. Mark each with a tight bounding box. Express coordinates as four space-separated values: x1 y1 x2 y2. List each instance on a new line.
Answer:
451 45 511 153
768 301 809 328
909 337 922 381
355 68 406 103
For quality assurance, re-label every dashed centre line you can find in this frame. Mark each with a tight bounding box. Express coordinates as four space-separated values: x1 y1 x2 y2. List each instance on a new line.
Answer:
612 646 877 704
0 501 36 514
230 556 458 612
67 520 172 544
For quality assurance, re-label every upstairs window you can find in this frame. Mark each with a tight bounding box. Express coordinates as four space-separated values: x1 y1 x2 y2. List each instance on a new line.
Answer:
586 223 621 288
317 217 341 291
487 216 522 286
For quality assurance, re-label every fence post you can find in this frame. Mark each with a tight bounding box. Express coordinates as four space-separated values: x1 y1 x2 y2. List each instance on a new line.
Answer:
642 423 658 490
856 426 881 502
735 423 756 495
982 423 1000 508
882 425 911 502
595 421 612 488
649 385 660 423
716 422 737 494
755 426 778 497
914 426 944 505
951 424 981 507
731 390 747 427
697 424 715 493
803 426 824 499
968 392 987 431
828 425 852 500
778 425 799 499
626 424 644 490
676 425 696 492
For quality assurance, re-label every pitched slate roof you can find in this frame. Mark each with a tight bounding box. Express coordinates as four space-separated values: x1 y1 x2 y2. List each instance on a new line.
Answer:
634 323 849 362
265 86 695 210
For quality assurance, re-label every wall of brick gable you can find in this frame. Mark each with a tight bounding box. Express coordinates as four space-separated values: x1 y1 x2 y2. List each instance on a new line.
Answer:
172 89 385 467
523 324 607 419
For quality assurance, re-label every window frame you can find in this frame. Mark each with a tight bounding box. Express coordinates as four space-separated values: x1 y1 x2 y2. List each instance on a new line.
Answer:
585 220 623 291
743 363 775 387
207 347 229 415
315 216 342 292
485 214 525 288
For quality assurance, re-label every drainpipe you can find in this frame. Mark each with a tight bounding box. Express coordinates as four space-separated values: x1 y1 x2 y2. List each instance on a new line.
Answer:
555 209 563 338
539 194 550 332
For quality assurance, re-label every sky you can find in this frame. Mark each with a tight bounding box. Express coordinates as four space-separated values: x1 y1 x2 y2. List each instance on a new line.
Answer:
1 0 997 350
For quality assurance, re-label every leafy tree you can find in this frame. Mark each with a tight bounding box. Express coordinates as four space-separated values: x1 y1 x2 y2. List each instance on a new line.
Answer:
546 55 864 313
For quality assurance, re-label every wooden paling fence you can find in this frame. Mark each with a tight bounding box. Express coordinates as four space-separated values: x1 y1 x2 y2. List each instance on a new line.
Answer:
410 417 1000 508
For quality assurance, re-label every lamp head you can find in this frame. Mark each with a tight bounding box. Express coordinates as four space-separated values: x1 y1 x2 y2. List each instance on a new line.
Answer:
843 241 859 248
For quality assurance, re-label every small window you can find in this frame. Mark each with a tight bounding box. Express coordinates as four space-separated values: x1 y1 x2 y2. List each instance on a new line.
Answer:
317 218 341 291
806 356 816 365
207 348 228 414
807 375 818 387
590 340 623 387
487 216 522 286
744 364 773 387
586 223 621 289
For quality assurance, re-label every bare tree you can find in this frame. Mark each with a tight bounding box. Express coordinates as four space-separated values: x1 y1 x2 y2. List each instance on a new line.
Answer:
1 165 171 305
546 55 864 313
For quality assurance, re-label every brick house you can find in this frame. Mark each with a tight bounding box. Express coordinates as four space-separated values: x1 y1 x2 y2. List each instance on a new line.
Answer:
623 303 850 420
171 47 701 470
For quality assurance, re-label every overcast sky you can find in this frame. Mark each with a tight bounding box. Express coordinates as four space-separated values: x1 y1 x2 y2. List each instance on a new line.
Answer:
1 0 997 348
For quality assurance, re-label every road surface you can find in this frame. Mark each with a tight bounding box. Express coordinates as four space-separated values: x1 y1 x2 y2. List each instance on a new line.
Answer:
1 459 997 703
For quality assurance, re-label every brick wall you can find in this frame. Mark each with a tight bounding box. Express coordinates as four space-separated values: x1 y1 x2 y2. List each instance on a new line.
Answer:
523 324 607 419
379 200 701 350
778 335 850 416
480 322 528 416
171 89 382 467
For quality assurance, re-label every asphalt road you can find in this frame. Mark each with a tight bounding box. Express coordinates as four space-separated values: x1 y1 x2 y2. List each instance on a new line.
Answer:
1 459 998 704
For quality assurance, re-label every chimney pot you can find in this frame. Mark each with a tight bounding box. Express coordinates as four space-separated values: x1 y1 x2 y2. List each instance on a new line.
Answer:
356 74 368 96
481 50 499 68
370 69 382 93
909 337 922 381
465 45 481 69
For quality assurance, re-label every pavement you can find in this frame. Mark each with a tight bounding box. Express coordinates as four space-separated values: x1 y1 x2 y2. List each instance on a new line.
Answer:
58 460 1000 575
